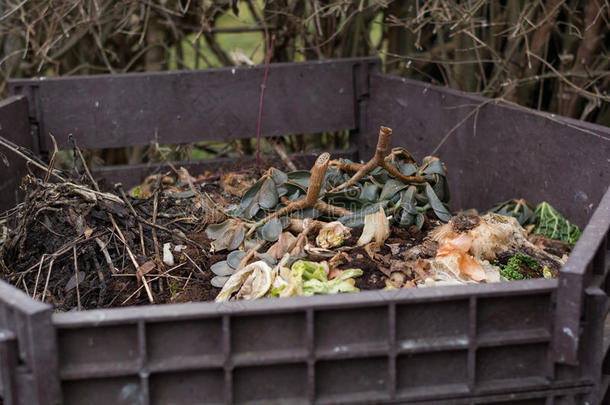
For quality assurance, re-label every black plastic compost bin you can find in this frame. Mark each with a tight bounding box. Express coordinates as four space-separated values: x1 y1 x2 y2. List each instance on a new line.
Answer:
0 57 609 405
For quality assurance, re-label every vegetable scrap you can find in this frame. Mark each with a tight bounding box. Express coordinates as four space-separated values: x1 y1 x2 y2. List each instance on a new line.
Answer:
0 127 580 310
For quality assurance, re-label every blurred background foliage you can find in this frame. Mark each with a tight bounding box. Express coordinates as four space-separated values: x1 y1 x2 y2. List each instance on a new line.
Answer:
0 0 608 165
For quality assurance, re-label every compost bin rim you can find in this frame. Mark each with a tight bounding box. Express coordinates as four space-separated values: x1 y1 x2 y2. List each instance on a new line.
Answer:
372 72 610 139
50 278 557 327
8 56 382 84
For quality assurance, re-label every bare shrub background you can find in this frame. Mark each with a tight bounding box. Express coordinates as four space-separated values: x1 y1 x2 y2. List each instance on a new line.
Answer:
0 0 608 163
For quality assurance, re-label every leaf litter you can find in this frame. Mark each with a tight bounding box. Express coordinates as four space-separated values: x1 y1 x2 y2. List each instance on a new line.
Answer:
0 127 580 309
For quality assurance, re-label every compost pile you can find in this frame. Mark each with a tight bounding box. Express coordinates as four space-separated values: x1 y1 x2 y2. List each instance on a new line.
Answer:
0 127 579 310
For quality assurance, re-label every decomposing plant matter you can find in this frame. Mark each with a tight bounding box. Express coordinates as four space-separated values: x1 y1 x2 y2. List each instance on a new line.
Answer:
258 153 353 225
330 126 429 193
0 125 583 308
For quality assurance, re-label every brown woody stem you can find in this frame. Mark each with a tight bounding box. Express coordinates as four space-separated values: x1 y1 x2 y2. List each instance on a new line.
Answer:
329 126 428 193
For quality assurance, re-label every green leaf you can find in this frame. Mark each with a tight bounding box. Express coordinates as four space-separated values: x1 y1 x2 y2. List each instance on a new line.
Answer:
302 269 363 296
534 202 581 246
380 179 408 201
425 183 451 222
291 260 328 282
211 275 230 288
293 207 321 220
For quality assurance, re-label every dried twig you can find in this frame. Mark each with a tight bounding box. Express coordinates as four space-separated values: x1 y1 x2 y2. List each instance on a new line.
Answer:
95 237 115 274
73 245 82 311
32 254 45 299
41 258 54 303
269 139 297 171
0 135 65 182
237 241 265 270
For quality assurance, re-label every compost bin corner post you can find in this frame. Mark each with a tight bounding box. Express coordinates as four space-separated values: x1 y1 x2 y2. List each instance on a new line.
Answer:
553 187 610 370
0 281 62 405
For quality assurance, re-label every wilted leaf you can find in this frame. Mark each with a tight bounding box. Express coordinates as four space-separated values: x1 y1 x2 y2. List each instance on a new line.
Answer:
338 201 389 228
357 205 390 246
205 219 233 240
211 261 234 276
422 158 446 176
216 261 273 301
380 179 408 201
489 199 536 226
227 250 247 269
399 186 418 215
137 261 156 282
269 168 288 185
360 183 379 201
260 217 283 242
207 219 246 251
241 178 279 218
316 221 351 249
425 183 451 222
399 163 417 176
287 171 311 189
211 275 230 288
267 232 297 260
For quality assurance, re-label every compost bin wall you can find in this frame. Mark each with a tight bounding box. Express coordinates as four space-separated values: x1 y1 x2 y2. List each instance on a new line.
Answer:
0 57 609 405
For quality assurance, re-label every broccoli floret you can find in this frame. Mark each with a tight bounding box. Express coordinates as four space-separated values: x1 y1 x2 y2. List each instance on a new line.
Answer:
497 253 539 280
